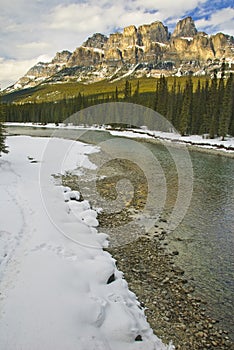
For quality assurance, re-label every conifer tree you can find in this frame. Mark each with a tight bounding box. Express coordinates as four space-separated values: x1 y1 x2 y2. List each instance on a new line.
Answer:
191 79 202 134
133 80 140 98
219 73 233 140
179 77 193 135
208 73 218 138
115 86 119 101
124 80 131 99
0 100 8 156
156 75 168 117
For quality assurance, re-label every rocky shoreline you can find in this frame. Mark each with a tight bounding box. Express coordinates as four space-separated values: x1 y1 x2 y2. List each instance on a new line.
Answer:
61 167 234 350
6 126 234 348
108 232 233 349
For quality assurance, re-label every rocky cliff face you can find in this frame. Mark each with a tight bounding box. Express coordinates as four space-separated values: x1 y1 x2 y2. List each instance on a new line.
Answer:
82 33 108 49
169 33 215 61
68 46 104 67
211 33 234 58
172 16 197 38
11 17 234 91
51 50 72 64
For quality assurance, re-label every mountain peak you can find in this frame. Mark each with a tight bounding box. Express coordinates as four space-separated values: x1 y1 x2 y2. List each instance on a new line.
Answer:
51 50 72 64
82 33 108 49
172 16 198 38
7 16 234 92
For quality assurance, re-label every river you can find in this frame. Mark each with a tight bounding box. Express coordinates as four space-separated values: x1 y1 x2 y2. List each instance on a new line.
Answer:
6 125 234 340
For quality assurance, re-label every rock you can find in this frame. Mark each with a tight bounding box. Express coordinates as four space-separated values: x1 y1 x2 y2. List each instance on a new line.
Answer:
52 50 72 64
211 33 234 58
162 277 170 283
107 273 115 284
172 16 197 38
68 46 104 67
159 218 167 223
196 331 204 337
172 250 179 256
135 335 143 341
82 33 108 49
138 20 170 47
11 16 234 90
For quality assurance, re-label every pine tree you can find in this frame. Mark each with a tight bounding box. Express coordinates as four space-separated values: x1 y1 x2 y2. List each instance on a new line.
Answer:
124 80 131 99
156 75 168 117
208 74 218 138
133 80 140 98
115 86 119 101
199 79 210 134
191 79 202 134
179 77 193 135
221 58 226 79
0 100 8 156
219 73 233 140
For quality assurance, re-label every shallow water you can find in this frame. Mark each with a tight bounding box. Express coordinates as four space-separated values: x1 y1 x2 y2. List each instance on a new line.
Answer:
6 126 234 339
142 141 234 339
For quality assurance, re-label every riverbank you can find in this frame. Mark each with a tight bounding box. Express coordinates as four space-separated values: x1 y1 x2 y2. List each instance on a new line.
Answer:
108 234 233 350
63 170 234 349
61 152 234 350
5 124 234 348
100 202 233 348
0 136 171 350
5 123 234 158
108 129 234 157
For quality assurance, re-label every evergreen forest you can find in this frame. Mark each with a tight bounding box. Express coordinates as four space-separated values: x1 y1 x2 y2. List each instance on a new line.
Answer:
2 73 234 140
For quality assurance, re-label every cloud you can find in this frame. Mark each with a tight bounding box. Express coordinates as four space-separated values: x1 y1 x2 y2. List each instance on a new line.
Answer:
195 7 234 35
17 42 51 51
133 0 207 17
0 0 234 89
47 0 208 34
47 2 159 34
0 55 52 90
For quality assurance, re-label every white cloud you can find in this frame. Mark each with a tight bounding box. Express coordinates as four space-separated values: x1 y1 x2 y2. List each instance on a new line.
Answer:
0 0 234 89
17 42 51 51
133 0 207 16
195 7 234 35
48 3 116 32
47 2 154 33
0 55 52 90
47 0 208 34
16 41 51 56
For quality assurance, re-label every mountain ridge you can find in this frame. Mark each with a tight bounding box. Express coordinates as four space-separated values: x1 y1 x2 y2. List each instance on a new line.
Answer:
7 16 234 92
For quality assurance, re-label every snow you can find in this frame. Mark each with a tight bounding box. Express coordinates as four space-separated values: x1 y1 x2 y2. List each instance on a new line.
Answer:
6 123 234 153
111 64 141 82
135 45 145 50
26 75 37 79
108 129 234 152
81 46 104 54
13 83 22 89
0 136 173 350
93 48 105 54
155 42 167 47
180 37 193 41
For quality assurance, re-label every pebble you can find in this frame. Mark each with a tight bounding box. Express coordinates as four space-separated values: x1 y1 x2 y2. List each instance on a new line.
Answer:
62 160 234 350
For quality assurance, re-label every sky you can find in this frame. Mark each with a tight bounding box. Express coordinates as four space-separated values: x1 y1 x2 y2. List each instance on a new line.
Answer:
0 0 234 89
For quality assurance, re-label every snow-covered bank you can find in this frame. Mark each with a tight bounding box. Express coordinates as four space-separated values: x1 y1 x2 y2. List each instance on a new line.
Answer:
6 122 234 153
0 136 173 350
108 130 234 153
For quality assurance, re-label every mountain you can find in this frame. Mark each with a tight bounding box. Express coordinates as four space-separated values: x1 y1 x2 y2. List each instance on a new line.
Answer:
7 17 234 92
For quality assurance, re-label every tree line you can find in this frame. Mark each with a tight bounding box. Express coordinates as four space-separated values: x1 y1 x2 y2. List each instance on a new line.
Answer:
2 74 234 140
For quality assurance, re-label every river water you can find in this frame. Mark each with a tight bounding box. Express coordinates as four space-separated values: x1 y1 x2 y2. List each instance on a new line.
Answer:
6 126 234 339
144 140 234 340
